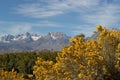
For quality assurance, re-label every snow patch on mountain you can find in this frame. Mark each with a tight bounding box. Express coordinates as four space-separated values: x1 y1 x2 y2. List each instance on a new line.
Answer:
49 32 66 40
31 34 41 41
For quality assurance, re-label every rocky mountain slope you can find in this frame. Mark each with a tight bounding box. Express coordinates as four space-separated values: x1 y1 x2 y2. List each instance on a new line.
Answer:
0 32 70 53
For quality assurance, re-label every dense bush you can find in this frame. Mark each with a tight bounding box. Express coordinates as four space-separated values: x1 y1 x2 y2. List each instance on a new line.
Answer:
0 51 58 78
0 68 24 80
33 25 120 80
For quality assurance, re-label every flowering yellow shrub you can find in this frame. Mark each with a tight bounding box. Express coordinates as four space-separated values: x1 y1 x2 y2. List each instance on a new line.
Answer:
97 26 120 79
33 25 120 80
0 68 24 80
33 57 56 80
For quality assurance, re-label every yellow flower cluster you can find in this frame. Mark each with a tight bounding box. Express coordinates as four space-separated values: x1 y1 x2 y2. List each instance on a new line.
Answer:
0 68 24 80
33 25 120 80
33 57 55 80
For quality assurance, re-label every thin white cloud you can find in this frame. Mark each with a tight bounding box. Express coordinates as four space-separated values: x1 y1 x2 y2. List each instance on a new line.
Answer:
15 0 100 18
10 24 32 34
0 21 62 28
71 25 95 37
0 22 32 35
31 21 63 27
16 3 65 18
82 4 120 27
15 0 120 26
0 21 64 35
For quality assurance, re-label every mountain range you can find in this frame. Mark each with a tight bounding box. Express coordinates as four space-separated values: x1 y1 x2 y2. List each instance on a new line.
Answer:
0 32 70 53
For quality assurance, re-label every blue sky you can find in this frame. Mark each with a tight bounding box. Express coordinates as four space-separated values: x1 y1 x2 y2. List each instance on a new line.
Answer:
0 0 120 37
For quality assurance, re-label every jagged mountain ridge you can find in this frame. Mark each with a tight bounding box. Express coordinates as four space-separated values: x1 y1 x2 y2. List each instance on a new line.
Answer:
0 32 70 53
0 32 41 43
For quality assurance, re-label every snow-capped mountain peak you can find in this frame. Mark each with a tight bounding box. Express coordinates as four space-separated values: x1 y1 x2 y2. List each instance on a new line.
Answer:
0 32 68 43
0 32 42 42
47 32 66 40
31 34 42 41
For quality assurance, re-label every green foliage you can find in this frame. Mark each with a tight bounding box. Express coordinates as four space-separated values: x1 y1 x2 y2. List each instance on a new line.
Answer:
38 51 58 62
0 51 58 78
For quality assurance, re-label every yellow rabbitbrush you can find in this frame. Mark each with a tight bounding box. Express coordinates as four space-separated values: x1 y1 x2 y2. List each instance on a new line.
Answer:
33 25 120 80
0 68 24 80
